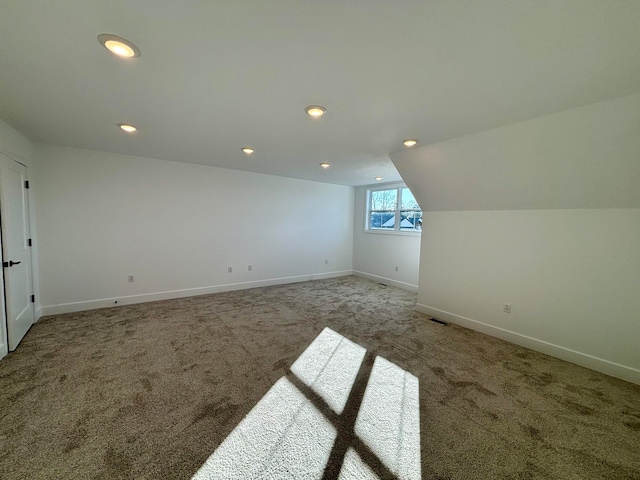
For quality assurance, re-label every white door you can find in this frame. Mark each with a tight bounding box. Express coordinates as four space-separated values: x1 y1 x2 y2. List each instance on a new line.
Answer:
0 154 35 351
0 225 7 359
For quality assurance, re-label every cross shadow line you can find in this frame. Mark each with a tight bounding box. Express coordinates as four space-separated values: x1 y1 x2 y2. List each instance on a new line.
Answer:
286 352 399 480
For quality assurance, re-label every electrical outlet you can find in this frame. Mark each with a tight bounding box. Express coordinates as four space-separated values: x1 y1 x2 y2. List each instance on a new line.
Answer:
227 266 233 273
395 265 399 272
503 303 511 313
248 265 252 271
325 259 329 265
128 275 134 283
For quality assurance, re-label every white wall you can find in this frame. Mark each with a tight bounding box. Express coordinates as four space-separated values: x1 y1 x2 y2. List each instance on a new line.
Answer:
34 144 354 314
352 184 420 290
419 210 640 381
392 93 640 384
0 119 41 359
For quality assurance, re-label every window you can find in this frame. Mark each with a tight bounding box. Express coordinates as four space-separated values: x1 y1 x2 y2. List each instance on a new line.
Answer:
366 185 422 233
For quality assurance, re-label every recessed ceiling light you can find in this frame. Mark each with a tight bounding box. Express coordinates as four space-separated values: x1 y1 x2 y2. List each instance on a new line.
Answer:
403 139 418 147
375 177 383 181
98 34 140 58
320 163 330 169
306 105 327 118
242 147 254 154
118 123 137 133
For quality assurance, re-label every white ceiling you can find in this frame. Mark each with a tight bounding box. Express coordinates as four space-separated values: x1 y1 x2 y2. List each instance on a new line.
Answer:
1 1 639 186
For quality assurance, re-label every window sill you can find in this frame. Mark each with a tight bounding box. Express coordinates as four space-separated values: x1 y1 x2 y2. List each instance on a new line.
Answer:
363 229 422 237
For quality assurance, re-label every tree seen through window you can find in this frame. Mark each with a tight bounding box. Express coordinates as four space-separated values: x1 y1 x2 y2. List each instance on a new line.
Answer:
367 185 422 232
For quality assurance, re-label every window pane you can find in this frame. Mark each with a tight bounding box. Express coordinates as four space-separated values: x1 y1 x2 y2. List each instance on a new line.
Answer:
370 212 396 229
367 186 421 233
401 188 419 210
400 211 422 231
371 189 397 211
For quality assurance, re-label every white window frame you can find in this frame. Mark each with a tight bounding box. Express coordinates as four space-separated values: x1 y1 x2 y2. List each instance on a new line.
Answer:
365 183 422 236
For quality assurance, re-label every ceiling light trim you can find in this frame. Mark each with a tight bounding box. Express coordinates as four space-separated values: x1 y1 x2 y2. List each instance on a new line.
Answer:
98 34 140 58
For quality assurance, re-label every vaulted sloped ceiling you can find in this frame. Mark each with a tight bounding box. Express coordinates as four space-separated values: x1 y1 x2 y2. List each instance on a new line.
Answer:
392 94 640 211
1 1 639 186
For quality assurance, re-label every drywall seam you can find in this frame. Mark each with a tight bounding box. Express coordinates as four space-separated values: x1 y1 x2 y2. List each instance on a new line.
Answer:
352 270 417 292
416 304 640 386
41 270 353 316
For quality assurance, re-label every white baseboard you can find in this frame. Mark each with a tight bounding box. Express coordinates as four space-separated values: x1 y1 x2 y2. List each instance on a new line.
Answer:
352 271 417 292
41 270 353 316
416 304 640 386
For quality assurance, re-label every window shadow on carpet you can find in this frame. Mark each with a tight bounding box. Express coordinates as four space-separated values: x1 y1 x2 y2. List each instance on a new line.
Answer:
192 327 421 479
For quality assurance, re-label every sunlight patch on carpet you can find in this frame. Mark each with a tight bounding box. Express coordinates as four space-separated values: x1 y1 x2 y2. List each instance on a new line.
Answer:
192 377 337 479
339 447 382 479
290 327 366 415
352 356 421 479
192 327 421 479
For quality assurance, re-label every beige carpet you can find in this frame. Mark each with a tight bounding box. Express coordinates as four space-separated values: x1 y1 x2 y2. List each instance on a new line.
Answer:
1 276 639 479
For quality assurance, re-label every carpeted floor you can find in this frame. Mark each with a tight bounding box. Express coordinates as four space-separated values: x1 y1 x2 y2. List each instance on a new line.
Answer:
1 276 639 479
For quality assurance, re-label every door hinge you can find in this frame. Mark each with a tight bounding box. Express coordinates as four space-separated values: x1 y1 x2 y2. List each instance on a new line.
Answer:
31 295 35 303
24 180 29 189
28 238 32 247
